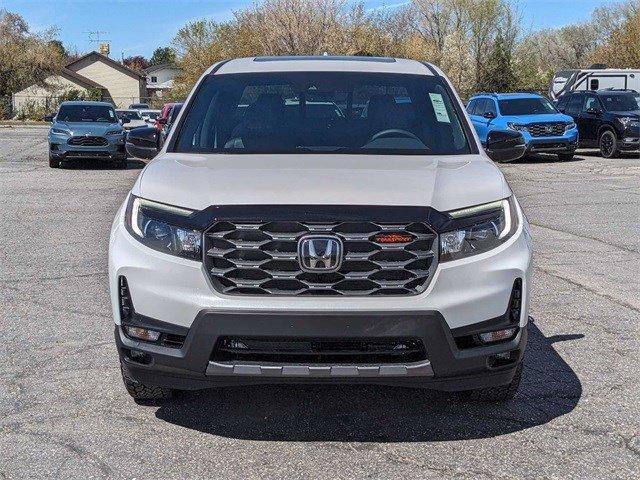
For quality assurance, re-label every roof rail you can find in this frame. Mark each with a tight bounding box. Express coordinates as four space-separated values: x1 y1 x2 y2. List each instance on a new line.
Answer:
471 92 498 97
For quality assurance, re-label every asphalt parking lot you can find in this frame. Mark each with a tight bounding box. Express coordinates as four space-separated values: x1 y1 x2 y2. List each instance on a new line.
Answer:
1 125 638 479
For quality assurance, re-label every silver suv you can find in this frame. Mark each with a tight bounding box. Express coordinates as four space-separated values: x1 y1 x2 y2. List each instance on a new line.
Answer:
46 101 128 168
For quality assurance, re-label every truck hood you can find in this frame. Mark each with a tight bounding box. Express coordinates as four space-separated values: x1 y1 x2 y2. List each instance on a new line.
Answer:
135 153 511 212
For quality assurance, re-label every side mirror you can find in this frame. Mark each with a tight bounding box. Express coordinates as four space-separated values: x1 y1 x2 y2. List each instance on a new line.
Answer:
483 111 496 119
485 130 526 163
586 107 601 115
125 126 159 160
43 114 55 122
120 117 131 124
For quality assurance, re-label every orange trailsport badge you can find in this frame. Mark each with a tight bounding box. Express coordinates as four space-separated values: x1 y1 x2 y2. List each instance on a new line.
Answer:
372 233 415 244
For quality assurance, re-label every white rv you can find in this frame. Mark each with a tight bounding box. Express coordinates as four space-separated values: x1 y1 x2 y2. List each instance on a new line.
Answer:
549 67 639 101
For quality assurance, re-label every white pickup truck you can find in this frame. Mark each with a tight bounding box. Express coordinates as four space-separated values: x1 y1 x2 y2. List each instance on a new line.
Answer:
111 55 531 403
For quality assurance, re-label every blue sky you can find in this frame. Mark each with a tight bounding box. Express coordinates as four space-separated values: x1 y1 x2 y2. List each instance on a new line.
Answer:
0 0 621 59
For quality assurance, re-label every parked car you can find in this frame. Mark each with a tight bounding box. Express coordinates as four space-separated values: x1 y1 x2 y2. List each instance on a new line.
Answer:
129 103 150 110
139 109 161 125
549 65 640 101
159 102 183 144
45 101 127 168
555 89 640 158
113 56 530 403
467 92 578 161
116 109 147 129
155 102 175 130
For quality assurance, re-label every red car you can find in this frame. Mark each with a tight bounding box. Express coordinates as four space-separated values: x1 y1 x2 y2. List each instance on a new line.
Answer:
155 102 175 131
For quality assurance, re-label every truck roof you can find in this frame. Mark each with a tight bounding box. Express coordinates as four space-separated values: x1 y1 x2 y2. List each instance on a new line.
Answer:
213 56 437 76
59 100 113 107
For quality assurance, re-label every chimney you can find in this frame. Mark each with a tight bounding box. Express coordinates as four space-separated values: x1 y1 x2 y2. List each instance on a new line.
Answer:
99 43 110 56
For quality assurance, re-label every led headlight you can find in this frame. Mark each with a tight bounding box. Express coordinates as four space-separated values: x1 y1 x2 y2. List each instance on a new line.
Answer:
51 127 71 136
617 117 639 128
507 123 528 132
125 195 201 260
440 197 519 262
105 129 123 136
564 122 576 132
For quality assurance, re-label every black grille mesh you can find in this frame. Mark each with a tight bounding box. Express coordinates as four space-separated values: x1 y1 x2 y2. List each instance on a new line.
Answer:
204 220 438 296
68 136 108 146
527 123 566 137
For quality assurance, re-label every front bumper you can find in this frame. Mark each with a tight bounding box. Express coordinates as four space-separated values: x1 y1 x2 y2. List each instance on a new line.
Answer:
49 135 126 160
110 199 532 390
523 130 579 154
620 126 640 150
117 309 527 391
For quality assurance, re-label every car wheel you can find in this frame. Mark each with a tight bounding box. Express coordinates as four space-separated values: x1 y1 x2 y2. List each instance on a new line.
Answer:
466 361 523 402
599 130 619 158
120 362 172 402
558 153 574 161
49 154 60 168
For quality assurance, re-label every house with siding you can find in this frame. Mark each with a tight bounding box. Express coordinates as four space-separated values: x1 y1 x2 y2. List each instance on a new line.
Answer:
12 51 147 114
145 64 180 99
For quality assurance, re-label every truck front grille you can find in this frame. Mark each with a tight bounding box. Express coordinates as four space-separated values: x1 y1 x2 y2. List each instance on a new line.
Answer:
212 336 428 363
68 136 108 146
528 123 566 137
204 220 438 296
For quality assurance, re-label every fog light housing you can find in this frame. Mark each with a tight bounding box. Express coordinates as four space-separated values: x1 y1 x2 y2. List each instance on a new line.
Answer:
124 326 161 342
477 328 517 344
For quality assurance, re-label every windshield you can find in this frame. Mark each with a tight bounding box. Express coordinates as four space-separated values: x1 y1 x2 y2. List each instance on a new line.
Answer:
174 72 470 155
600 93 640 112
117 110 142 120
498 98 557 116
57 105 117 123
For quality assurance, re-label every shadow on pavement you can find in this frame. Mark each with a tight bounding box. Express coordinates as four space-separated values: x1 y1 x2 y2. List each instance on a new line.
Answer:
61 158 146 170
512 153 585 164
154 323 583 442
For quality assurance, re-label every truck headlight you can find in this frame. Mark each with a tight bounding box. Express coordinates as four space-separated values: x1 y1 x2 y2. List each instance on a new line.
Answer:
564 122 576 132
51 127 71 136
617 117 639 128
440 197 519 262
105 129 123 136
507 123 528 132
125 195 201 260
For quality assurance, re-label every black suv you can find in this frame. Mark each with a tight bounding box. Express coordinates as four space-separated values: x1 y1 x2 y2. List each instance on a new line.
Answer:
556 89 639 158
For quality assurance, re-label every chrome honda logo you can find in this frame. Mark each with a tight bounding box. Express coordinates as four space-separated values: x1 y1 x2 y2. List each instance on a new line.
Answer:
298 235 343 272
545 125 553 133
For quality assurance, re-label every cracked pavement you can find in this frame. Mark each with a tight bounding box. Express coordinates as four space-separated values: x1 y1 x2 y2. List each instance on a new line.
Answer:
0 126 638 479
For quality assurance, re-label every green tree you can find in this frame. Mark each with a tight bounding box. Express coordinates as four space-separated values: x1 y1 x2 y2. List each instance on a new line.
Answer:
123 55 149 72
478 34 516 92
150 46 177 66
0 10 64 97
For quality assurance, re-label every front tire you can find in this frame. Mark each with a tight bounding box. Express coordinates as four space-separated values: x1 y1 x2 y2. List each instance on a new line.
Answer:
599 130 619 158
467 361 523 402
120 363 172 401
558 153 574 161
49 154 60 168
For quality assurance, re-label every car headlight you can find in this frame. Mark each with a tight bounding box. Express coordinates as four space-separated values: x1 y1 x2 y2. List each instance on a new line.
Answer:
617 117 639 128
105 129 123 136
440 197 519 262
125 195 201 260
507 123 528 132
564 122 576 132
51 127 71 136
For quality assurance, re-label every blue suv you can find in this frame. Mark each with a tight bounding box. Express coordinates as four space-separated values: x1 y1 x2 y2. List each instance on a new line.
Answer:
467 93 579 161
